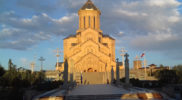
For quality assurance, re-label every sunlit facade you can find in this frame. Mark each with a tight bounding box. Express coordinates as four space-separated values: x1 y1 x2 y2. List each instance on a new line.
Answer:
60 0 116 73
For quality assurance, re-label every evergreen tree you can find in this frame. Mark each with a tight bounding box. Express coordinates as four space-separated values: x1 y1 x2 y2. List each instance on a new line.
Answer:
8 59 13 70
173 65 182 83
0 64 5 77
159 64 164 68
154 69 178 84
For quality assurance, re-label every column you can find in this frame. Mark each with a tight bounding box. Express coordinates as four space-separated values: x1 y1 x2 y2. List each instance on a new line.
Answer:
116 58 120 85
111 66 114 84
63 58 68 88
95 15 98 30
86 16 89 28
84 16 86 29
91 16 94 29
125 53 130 84
98 15 100 29
70 59 74 83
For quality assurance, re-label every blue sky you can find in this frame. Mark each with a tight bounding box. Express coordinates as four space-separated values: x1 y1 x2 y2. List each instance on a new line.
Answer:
0 0 182 70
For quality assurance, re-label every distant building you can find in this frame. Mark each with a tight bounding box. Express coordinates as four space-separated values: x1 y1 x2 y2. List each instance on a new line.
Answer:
149 64 157 68
137 64 170 78
44 70 61 81
56 62 64 72
138 64 170 71
133 55 142 69
133 60 142 69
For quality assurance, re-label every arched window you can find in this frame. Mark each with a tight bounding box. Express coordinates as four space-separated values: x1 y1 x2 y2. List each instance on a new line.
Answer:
89 16 90 27
98 37 101 43
94 16 95 29
86 34 93 41
84 16 85 28
79 17 81 28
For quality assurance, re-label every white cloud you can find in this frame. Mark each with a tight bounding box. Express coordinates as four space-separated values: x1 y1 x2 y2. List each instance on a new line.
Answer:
115 9 139 17
0 0 182 59
148 0 180 7
130 31 181 51
0 12 78 50
100 0 181 35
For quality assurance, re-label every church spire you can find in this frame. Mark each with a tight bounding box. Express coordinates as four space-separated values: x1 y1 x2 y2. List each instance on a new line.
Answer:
77 0 102 33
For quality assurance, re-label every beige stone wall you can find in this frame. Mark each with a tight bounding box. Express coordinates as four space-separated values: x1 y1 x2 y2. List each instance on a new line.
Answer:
63 28 116 73
71 69 157 84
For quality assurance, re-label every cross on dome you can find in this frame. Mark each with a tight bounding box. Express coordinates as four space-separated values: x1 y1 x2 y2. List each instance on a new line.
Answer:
80 0 99 11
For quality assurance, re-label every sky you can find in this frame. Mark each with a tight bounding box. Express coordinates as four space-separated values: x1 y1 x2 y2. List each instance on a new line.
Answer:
0 0 182 70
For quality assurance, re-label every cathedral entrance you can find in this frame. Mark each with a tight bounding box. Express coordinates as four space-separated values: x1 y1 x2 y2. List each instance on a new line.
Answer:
88 68 93 72
75 53 106 72
87 68 97 72
81 72 106 84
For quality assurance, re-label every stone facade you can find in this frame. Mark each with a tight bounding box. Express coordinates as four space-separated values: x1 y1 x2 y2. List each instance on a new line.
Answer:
60 0 116 73
133 60 142 69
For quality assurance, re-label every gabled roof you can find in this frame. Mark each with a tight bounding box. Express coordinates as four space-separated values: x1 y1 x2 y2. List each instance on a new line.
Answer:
64 34 76 40
55 62 64 67
80 0 99 11
103 34 115 40
149 64 157 66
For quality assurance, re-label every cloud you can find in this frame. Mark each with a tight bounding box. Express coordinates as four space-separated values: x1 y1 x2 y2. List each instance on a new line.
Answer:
130 32 181 51
148 0 180 7
93 0 182 59
0 11 78 50
16 0 58 13
0 0 182 60
99 0 181 35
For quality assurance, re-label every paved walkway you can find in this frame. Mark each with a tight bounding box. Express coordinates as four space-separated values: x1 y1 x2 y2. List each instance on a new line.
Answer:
34 84 167 100
68 84 128 96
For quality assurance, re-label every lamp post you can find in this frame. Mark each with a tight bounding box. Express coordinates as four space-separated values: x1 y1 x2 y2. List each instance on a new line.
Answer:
39 56 45 71
54 48 62 70
30 62 35 73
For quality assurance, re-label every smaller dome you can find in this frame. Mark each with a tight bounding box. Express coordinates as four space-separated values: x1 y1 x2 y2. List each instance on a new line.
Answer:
80 0 99 11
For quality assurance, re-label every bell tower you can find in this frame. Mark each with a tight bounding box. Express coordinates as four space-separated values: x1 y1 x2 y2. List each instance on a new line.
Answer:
77 0 102 33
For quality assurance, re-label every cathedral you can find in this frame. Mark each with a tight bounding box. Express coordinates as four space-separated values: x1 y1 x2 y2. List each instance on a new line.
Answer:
59 0 117 73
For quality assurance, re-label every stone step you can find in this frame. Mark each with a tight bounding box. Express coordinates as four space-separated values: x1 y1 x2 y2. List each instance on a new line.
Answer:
66 94 122 100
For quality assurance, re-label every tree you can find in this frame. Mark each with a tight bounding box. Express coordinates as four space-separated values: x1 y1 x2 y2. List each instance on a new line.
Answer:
159 64 164 68
0 59 46 88
154 69 178 84
173 65 182 83
8 59 13 70
0 64 5 77
0 59 48 100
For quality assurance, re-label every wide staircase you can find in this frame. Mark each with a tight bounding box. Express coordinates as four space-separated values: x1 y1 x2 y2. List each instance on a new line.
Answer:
34 84 165 100
66 84 129 100
74 72 107 85
67 94 122 100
